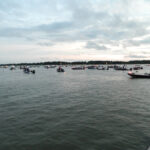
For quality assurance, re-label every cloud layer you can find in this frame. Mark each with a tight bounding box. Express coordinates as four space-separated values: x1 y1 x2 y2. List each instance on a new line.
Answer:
0 0 150 63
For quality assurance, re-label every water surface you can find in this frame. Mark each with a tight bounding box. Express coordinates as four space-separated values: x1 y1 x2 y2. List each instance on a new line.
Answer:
0 66 150 150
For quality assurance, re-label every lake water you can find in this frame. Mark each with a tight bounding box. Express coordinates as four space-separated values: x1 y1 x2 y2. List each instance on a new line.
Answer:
0 66 150 150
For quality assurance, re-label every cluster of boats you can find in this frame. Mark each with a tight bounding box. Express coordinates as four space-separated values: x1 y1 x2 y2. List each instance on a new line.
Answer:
56 65 112 72
2 64 150 78
23 67 35 74
55 65 145 74
56 65 150 78
9 65 36 74
70 65 143 71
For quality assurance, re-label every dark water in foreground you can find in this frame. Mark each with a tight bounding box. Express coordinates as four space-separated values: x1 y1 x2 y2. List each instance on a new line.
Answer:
0 67 150 150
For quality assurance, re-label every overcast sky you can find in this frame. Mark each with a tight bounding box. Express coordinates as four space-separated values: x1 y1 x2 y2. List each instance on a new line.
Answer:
0 0 150 63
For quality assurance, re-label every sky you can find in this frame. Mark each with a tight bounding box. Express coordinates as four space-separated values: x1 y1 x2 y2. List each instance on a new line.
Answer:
0 0 150 63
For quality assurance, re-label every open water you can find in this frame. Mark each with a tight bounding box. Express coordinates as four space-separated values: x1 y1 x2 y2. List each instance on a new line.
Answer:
0 66 150 150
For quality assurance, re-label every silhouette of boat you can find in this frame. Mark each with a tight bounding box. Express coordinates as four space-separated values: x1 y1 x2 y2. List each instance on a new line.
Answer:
23 67 35 74
114 65 128 71
128 72 150 78
133 66 143 70
72 66 85 70
97 66 106 70
87 66 96 69
57 67 65 72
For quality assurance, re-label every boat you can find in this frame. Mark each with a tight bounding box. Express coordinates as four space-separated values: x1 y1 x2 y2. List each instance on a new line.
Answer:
107 65 114 69
10 66 16 70
57 67 65 72
45 65 50 69
97 66 106 70
23 67 35 74
133 66 143 70
87 66 96 69
128 72 150 78
30 70 36 74
72 66 85 70
45 65 56 69
114 65 128 71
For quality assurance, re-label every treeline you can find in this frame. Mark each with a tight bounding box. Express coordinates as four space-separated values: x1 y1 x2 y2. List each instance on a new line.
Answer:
1 60 150 66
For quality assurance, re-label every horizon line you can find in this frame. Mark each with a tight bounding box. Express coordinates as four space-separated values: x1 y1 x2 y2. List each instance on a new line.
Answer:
1 60 150 65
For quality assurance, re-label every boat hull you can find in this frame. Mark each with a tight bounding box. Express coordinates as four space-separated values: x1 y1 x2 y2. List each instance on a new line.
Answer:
128 72 150 78
72 67 85 70
57 68 65 72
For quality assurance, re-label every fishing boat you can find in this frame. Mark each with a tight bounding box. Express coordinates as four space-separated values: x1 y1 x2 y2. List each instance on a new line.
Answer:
128 72 150 78
10 66 16 70
57 67 65 72
72 66 85 70
30 70 36 74
23 67 35 74
45 65 56 69
97 66 106 70
87 65 96 69
45 65 50 69
133 66 143 70
114 65 128 71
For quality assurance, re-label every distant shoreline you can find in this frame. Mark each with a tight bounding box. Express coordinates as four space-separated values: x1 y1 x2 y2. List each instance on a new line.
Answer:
1 60 150 66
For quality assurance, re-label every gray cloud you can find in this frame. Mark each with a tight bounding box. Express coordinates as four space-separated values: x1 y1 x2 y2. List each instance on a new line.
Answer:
85 41 108 50
37 42 54 47
125 54 150 59
123 36 150 47
0 0 149 42
0 0 150 63
36 21 73 33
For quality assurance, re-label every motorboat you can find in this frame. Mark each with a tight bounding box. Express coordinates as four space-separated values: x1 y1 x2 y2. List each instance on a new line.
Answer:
45 65 50 69
72 66 85 70
128 72 150 78
133 66 143 70
114 65 128 71
23 67 35 74
57 67 65 72
87 66 97 69
45 65 56 69
30 70 36 74
10 66 16 70
97 66 106 70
